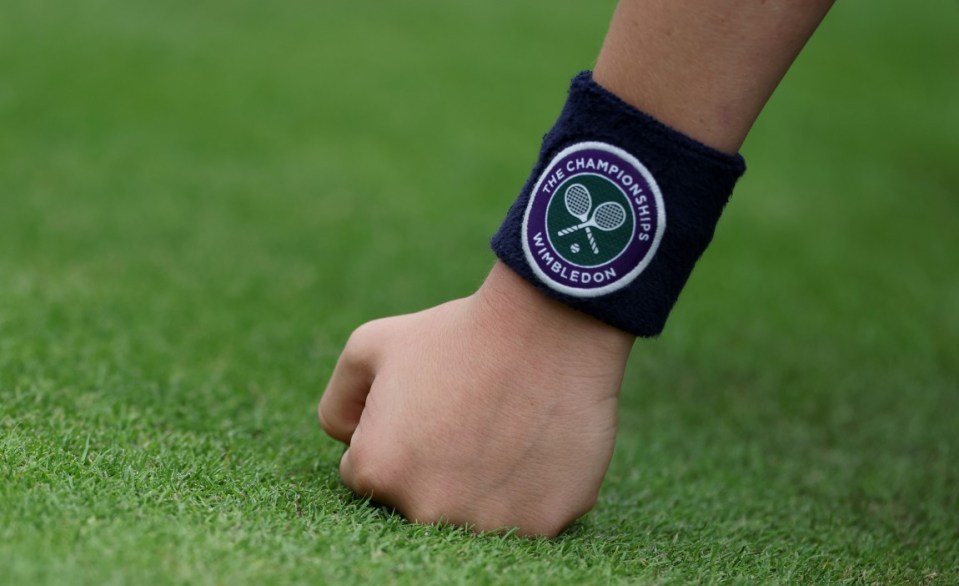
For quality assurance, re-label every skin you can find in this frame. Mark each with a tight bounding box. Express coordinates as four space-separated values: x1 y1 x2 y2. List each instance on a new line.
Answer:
320 0 835 537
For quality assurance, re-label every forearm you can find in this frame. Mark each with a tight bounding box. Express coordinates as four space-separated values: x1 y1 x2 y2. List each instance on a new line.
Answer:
594 0 835 154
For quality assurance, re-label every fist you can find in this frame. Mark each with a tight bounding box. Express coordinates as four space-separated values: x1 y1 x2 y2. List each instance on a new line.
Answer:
318 262 633 537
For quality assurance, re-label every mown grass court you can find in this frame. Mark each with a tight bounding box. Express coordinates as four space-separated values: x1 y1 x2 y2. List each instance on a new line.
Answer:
1 0 957 583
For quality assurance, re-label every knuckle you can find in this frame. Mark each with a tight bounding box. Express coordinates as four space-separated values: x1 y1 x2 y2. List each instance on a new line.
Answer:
545 494 599 537
345 445 379 494
317 403 333 433
346 444 404 500
391 480 449 526
343 320 386 360
524 512 565 538
407 500 444 526
522 495 596 538
576 490 600 517
317 399 348 442
556 497 596 531
525 505 576 538
350 466 380 497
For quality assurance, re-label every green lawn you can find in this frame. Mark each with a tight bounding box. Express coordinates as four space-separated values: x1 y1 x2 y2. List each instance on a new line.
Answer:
2 0 957 583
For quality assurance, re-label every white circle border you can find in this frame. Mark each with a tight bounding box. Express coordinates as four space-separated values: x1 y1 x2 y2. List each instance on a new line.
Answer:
521 141 667 298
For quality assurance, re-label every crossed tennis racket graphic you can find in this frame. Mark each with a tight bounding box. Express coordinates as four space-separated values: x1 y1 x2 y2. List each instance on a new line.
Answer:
556 183 627 254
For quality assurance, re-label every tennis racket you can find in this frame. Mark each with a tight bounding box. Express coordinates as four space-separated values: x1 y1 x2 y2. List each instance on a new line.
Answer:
557 201 627 237
563 184 599 254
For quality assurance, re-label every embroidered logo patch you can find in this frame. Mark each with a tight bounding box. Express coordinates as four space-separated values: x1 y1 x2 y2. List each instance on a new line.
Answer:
521 141 666 297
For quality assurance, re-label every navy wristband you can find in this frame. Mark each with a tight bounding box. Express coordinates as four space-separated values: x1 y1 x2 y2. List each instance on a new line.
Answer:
490 71 746 337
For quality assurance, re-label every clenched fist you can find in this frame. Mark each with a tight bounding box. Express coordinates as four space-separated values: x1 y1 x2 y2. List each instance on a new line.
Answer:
319 262 633 537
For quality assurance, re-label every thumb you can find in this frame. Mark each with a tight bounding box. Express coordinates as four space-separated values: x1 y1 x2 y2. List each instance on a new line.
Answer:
318 321 383 444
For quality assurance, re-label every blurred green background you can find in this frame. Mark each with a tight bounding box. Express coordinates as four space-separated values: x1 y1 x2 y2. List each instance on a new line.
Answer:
1 0 957 583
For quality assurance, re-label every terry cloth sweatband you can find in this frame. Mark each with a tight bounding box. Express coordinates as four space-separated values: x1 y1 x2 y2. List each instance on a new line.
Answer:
490 71 746 337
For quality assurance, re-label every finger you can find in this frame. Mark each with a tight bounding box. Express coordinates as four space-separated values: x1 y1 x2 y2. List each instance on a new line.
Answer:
339 447 357 489
339 442 406 515
318 323 381 444
338 439 380 499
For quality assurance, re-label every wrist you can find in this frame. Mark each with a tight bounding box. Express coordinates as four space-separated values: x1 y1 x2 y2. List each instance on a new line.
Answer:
490 71 745 337
473 261 634 363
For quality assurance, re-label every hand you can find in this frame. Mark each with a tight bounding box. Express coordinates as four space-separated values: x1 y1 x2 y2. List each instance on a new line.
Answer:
318 261 633 537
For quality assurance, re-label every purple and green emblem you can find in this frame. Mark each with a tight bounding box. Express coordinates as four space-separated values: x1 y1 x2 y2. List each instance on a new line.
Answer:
521 141 666 297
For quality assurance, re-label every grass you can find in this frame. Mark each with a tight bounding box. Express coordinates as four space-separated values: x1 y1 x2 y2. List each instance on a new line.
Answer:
1 0 957 583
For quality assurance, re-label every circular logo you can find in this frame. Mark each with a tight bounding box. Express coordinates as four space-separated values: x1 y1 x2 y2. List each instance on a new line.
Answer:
521 141 666 297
